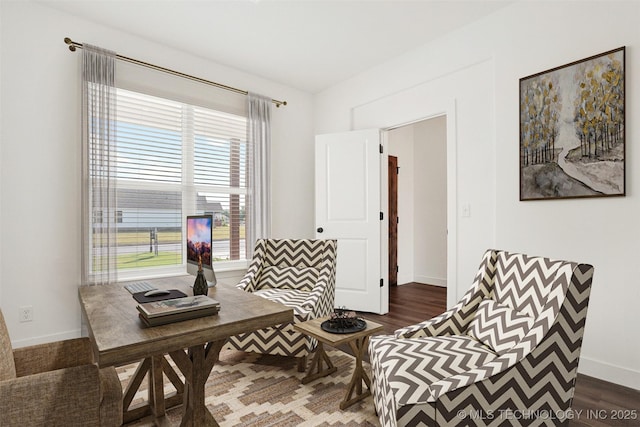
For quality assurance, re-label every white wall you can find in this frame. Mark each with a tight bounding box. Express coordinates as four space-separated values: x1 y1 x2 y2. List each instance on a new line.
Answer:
315 1 640 390
0 1 315 346
413 117 447 286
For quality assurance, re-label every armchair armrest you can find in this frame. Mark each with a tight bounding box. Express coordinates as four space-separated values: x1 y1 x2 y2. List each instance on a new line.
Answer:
301 274 332 316
394 306 463 339
395 285 489 339
0 364 102 425
395 249 497 339
301 242 337 317
13 337 94 377
237 239 267 292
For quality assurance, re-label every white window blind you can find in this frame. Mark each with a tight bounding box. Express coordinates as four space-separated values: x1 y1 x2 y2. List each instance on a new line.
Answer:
97 87 248 277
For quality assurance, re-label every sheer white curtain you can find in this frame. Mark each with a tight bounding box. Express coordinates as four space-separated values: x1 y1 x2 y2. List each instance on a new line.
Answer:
246 92 272 257
81 44 117 286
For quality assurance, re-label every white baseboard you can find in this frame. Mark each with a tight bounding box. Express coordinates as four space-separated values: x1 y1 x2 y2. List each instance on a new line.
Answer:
578 356 640 391
11 329 81 349
413 275 447 287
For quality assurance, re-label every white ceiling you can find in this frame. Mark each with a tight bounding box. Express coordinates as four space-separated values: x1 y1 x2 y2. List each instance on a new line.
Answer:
41 0 511 93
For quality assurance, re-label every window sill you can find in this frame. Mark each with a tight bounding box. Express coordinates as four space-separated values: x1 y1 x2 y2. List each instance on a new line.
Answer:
113 260 249 283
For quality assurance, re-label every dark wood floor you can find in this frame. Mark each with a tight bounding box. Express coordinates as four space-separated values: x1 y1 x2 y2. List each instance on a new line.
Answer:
355 283 640 427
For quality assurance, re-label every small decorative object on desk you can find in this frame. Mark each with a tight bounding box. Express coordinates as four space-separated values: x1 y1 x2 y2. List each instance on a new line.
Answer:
321 307 367 334
193 255 208 296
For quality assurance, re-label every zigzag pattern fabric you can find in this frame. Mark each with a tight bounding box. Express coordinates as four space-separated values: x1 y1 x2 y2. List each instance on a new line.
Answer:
254 288 312 322
466 299 534 355
493 251 565 318
227 239 337 361
370 249 594 427
370 335 497 404
260 266 319 291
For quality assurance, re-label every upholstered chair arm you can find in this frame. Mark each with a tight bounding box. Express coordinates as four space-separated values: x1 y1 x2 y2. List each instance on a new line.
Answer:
12 337 94 377
301 240 338 317
394 306 466 339
99 366 125 426
394 286 490 339
302 272 333 317
236 239 267 292
0 364 104 425
395 249 497 339
236 269 259 293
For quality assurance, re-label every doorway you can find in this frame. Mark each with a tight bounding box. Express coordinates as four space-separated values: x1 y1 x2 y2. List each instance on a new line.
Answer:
387 115 448 289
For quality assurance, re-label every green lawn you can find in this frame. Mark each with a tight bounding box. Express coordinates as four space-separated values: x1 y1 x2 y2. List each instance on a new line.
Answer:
116 225 245 246
116 251 182 269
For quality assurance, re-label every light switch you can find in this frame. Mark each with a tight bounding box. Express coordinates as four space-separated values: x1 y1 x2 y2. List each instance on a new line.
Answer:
462 203 471 218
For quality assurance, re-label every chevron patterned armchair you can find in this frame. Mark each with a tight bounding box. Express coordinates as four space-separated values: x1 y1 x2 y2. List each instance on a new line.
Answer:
227 238 338 370
369 249 594 427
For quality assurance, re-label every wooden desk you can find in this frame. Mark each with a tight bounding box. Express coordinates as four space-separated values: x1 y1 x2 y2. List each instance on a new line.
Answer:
293 316 384 409
78 275 293 426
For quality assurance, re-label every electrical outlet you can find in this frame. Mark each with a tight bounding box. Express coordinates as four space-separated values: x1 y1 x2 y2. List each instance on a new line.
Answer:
19 306 33 322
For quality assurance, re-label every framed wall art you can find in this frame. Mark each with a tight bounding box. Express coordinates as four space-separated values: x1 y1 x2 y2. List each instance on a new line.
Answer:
519 47 625 201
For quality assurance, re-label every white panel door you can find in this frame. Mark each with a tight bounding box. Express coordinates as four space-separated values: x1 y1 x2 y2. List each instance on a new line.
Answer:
315 129 387 314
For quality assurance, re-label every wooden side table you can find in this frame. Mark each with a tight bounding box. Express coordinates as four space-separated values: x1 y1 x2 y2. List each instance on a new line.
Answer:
293 316 384 409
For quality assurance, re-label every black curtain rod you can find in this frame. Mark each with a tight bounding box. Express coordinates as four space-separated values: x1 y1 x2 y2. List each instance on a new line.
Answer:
64 37 287 108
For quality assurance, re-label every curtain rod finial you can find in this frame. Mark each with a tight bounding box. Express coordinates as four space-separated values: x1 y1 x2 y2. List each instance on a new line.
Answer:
64 37 76 52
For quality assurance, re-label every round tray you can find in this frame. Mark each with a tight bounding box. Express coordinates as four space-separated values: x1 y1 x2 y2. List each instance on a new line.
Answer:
321 318 367 334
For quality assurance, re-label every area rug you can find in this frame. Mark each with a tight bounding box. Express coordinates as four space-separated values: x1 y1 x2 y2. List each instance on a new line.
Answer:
118 348 380 426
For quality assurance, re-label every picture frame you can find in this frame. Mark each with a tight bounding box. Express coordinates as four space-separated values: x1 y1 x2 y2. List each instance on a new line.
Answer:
519 47 625 201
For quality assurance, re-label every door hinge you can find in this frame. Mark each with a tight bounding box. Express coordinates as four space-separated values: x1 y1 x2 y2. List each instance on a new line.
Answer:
397 216 399 224
396 265 399 273
380 278 384 288
380 212 384 220
397 166 400 174
379 144 383 154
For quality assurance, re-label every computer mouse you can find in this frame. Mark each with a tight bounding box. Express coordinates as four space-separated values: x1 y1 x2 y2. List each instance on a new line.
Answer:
144 289 172 297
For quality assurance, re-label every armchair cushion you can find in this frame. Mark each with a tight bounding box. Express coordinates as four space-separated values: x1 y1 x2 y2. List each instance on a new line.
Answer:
492 251 564 318
466 299 534 355
254 288 313 322
370 335 497 406
259 265 319 291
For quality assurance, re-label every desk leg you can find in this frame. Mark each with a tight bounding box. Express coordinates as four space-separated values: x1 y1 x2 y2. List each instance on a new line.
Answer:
340 336 373 410
301 341 337 384
121 356 185 424
149 355 166 417
169 339 225 427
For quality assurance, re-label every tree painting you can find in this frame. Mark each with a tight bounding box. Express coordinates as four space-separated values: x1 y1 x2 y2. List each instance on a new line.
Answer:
520 47 625 200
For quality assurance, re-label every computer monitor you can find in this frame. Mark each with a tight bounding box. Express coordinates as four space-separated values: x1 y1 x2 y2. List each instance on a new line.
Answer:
186 214 217 286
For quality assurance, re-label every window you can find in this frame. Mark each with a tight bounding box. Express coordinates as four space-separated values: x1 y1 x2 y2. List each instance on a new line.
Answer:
94 88 248 277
